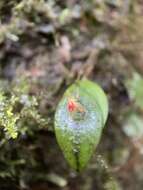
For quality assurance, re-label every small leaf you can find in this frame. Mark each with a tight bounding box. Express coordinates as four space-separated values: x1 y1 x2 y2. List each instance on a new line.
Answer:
125 72 143 109
54 79 108 171
123 113 143 139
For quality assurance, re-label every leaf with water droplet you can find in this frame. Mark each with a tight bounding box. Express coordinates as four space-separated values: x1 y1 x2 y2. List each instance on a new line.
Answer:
54 79 108 171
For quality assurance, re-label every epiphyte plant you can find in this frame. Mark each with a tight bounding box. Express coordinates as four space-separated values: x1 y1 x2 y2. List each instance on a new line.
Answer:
54 79 108 171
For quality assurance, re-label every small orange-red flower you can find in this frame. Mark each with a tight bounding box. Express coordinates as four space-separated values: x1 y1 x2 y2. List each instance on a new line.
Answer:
68 99 77 112
67 97 85 113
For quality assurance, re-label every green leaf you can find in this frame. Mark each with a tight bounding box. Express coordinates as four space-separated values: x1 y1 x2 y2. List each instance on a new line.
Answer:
54 79 108 171
125 72 143 109
123 113 143 139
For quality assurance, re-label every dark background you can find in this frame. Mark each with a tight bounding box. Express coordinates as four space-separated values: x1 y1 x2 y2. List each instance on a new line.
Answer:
0 0 143 189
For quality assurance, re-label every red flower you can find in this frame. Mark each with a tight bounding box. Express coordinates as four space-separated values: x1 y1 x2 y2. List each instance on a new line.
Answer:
67 99 77 112
67 98 85 113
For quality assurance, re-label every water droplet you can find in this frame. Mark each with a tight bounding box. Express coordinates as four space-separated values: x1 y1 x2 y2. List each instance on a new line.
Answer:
76 133 80 137
73 148 78 153
74 141 79 145
69 136 74 141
